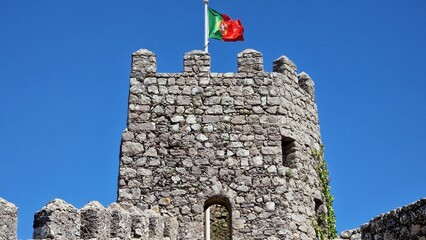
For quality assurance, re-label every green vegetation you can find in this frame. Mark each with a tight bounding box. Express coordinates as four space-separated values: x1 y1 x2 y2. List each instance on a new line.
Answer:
285 169 293 178
210 204 231 240
312 145 337 240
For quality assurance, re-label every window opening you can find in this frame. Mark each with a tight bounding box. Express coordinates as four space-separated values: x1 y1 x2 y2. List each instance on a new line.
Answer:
204 196 232 240
282 137 295 167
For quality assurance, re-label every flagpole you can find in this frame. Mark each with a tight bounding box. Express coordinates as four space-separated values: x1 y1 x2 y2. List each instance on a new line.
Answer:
204 2 210 238
204 0 209 53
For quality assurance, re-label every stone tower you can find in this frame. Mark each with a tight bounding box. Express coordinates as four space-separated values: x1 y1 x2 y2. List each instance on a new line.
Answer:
117 48 325 239
2 49 423 240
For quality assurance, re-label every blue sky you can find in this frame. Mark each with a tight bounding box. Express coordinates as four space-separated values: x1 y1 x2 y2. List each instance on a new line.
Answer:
1 0 425 238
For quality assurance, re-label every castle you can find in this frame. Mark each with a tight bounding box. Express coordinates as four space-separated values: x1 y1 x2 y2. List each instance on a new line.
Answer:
0 49 424 240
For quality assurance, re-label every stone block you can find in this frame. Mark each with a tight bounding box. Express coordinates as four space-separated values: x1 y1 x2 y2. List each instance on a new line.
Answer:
33 199 80 240
127 206 149 238
0 198 17 240
298 72 315 97
238 49 264 73
131 49 156 78
184 50 210 74
80 201 110 239
108 203 131 239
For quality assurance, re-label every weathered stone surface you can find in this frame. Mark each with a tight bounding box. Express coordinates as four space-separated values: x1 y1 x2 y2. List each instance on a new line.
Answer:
338 228 361 240
29 199 179 239
128 206 149 238
298 72 315 97
80 201 110 239
273 55 297 83
338 199 426 240
238 49 264 73
360 198 426 240
108 203 131 239
131 49 156 78
117 49 323 239
0 48 418 240
33 199 80 240
0 198 17 240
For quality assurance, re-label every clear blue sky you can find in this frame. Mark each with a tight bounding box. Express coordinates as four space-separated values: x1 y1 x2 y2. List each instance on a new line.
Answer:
1 1 425 238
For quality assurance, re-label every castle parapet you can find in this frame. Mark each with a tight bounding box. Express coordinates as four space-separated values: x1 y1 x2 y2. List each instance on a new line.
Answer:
80 201 110 239
273 55 297 81
32 199 178 240
119 49 323 239
0 197 18 240
184 50 210 75
237 49 264 73
131 49 157 78
298 72 315 97
360 198 426 240
33 199 80 239
109 203 131 239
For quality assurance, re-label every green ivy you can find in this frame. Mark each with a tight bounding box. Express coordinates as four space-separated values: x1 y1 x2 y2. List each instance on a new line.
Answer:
312 145 337 239
312 217 325 240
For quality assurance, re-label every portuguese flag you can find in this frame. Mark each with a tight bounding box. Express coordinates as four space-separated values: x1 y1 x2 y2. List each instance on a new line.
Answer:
208 7 244 42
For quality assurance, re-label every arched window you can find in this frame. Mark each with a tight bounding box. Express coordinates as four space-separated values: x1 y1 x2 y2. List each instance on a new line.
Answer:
204 195 232 240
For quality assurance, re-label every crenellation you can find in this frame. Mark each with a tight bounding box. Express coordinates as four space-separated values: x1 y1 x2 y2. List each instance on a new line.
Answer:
1 48 422 239
30 200 178 240
298 72 315 97
361 198 426 239
273 55 297 78
80 201 110 239
183 50 211 75
116 48 330 239
33 199 80 240
128 206 149 238
131 49 157 78
147 210 165 238
108 203 132 239
238 49 264 73
0 197 17 240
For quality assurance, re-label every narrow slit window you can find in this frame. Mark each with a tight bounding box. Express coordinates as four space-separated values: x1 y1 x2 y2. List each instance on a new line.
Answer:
314 198 326 228
282 137 295 167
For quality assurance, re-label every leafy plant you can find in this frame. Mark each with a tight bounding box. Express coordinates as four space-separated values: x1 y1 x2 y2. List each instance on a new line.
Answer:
312 145 337 239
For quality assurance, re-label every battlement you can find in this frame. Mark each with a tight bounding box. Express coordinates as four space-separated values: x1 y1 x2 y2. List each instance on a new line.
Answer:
125 49 319 150
130 49 315 97
0 49 424 240
0 49 327 240
0 198 17 240
118 49 324 239
32 199 178 239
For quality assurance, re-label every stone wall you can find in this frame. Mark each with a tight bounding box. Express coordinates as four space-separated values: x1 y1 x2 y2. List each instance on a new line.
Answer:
337 228 361 240
361 198 426 240
2 196 423 239
32 199 177 239
0 197 18 240
117 49 326 239
336 198 426 240
1 49 425 239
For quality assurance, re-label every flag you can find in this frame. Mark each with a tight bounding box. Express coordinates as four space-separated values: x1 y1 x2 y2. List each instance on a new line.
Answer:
208 7 244 42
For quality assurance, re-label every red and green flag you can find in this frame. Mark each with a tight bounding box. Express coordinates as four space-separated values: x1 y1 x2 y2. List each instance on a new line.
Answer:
208 7 244 42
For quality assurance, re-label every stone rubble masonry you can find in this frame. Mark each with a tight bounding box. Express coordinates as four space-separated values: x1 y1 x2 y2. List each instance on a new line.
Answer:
336 228 361 240
118 48 324 239
336 198 426 240
0 197 17 240
33 199 80 239
0 49 425 239
360 198 426 240
32 199 177 240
